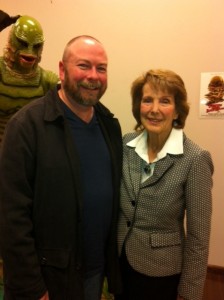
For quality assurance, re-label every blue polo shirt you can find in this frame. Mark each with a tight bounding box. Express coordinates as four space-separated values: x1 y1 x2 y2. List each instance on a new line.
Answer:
62 103 113 278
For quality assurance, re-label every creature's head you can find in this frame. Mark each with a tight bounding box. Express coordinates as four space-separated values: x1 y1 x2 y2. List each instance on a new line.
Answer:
4 15 45 74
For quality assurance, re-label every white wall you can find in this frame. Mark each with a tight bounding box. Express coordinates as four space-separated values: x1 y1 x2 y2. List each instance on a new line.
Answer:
1 0 224 267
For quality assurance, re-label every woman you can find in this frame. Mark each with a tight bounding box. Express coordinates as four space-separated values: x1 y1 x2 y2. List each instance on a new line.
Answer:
117 69 214 300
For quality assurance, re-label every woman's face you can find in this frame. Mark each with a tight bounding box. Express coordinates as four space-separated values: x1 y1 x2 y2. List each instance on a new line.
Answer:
140 83 178 136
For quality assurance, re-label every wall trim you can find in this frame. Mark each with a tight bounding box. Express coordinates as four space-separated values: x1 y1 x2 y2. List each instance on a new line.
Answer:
207 264 224 275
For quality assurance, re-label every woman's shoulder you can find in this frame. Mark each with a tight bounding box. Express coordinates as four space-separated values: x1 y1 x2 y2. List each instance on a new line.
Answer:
123 131 141 143
183 134 213 166
184 133 208 154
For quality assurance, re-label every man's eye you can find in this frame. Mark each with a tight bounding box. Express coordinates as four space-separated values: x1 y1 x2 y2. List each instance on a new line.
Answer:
97 67 107 73
78 64 89 70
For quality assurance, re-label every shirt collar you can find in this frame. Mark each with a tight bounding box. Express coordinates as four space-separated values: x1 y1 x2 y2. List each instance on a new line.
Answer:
127 128 183 163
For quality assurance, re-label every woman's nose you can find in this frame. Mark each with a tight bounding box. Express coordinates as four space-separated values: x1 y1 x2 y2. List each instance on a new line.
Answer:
151 101 159 112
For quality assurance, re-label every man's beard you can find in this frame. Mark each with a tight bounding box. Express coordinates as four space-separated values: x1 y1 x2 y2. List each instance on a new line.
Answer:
63 74 107 107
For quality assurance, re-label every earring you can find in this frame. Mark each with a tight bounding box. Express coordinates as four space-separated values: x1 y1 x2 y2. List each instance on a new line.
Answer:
173 120 178 126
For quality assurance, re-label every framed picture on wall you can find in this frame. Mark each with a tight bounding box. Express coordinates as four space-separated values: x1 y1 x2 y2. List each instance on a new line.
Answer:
199 72 224 118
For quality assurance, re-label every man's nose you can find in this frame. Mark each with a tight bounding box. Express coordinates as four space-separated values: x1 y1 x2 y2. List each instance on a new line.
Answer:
87 67 99 79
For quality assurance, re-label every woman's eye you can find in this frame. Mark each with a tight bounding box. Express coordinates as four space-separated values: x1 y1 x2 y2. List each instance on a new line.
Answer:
142 98 152 104
160 98 170 105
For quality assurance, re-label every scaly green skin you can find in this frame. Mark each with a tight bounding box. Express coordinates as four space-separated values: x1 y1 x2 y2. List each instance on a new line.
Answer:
0 16 58 295
0 15 58 145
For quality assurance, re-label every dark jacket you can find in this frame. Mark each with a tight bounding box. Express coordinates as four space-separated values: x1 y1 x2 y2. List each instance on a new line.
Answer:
0 87 123 300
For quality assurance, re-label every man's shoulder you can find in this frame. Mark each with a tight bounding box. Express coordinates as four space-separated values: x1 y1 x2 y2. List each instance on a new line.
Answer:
9 89 54 123
95 102 114 118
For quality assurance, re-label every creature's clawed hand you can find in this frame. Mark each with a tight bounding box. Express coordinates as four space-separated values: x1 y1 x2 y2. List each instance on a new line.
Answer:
0 10 20 32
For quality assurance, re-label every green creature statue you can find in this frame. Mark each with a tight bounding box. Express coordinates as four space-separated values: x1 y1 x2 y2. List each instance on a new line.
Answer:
0 15 58 298
0 15 59 145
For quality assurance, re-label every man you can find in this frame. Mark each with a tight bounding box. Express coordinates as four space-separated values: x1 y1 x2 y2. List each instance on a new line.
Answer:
0 36 122 300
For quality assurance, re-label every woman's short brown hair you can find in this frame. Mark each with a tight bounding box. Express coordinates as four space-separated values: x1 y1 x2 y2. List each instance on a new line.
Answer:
131 69 190 131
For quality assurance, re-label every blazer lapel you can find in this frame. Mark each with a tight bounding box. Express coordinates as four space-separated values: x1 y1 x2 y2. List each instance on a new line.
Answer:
126 147 143 198
125 143 176 196
141 155 175 187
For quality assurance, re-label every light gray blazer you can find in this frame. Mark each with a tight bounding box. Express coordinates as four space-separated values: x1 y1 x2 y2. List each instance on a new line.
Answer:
118 131 214 300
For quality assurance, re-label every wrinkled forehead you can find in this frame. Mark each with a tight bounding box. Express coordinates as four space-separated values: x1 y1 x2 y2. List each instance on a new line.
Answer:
143 81 173 96
65 38 108 63
142 77 176 96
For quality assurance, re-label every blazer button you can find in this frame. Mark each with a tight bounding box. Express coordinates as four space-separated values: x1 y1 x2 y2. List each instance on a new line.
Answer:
131 200 136 207
127 221 131 227
41 257 47 265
